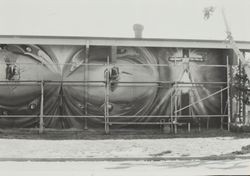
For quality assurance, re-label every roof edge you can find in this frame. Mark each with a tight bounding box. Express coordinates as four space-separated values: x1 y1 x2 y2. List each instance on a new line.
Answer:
0 35 250 49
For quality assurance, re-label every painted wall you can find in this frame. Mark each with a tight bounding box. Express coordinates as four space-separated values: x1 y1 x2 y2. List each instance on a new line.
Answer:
0 45 227 128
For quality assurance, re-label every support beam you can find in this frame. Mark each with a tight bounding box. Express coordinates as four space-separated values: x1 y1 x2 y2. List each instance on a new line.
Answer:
0 61 229 68
174 125 177 134
170 89 173 132
84 42 89 130
0 114 229 118
104 56 110 134
206 117 210 129
174 87 228 114
111 46 117 63
198 118 201 131
221 86 224 130
39 80 44 134
227 56 232 131
188 123 191 133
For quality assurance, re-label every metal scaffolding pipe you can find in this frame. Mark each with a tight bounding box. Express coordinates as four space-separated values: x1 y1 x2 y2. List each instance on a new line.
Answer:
220 86 224 129
84 43 89 130
39 81 44 134
0 61 228 67
0 80 227 86
109 122 183 125
104 56 110 134
227 56 231 131
0 114 228 118
174 86 228 114
0 115 39 118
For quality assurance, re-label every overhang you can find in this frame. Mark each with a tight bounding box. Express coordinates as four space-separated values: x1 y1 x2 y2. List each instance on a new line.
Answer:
0 35 250 50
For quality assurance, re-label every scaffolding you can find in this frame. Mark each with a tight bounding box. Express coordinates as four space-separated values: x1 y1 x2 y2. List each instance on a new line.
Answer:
0 52 232 134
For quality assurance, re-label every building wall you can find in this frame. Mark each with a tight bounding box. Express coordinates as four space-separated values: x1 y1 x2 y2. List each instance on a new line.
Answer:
0 44 228 128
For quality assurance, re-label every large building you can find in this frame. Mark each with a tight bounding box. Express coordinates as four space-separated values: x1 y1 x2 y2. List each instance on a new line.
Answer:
0 35 250 133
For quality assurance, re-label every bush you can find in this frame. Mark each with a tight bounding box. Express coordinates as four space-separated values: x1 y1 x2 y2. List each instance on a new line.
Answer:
230 123 250 132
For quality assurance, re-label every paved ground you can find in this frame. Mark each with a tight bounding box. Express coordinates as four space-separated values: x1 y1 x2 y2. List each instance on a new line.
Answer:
0 129 250 175
1 159 250 176
0 137 250 159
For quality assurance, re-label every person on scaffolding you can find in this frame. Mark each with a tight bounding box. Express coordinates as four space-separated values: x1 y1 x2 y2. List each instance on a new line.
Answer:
110 66 119 81
182 49 190 74
6 63 15 80
6 63 18 80
109 66 120 91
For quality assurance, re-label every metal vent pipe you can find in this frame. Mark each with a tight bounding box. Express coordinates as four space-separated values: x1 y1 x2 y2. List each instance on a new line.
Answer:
133 24 144 38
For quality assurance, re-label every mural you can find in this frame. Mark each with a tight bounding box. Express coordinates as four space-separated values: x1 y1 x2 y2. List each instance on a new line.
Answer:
0 45 227 128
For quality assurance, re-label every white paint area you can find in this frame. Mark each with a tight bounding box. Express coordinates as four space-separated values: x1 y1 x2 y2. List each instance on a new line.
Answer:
0 137 249 158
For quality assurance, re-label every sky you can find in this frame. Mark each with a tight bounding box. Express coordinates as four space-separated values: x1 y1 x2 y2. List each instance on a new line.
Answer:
0 0 249 41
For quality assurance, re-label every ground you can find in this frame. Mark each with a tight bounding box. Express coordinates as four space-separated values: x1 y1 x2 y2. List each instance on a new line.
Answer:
0 136 250 159
0 129 250 175
1 159 250 176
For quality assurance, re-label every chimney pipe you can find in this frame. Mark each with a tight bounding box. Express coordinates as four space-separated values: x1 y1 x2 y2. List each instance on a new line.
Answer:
133 24 144 38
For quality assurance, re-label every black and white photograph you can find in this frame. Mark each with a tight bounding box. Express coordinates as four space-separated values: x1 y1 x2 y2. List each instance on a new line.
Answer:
0 0 250 175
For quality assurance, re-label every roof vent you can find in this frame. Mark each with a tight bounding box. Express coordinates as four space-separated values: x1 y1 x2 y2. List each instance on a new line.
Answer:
133 24 144 38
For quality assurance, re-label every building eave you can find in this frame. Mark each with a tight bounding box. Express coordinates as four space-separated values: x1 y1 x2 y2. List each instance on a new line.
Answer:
0 35 250 50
